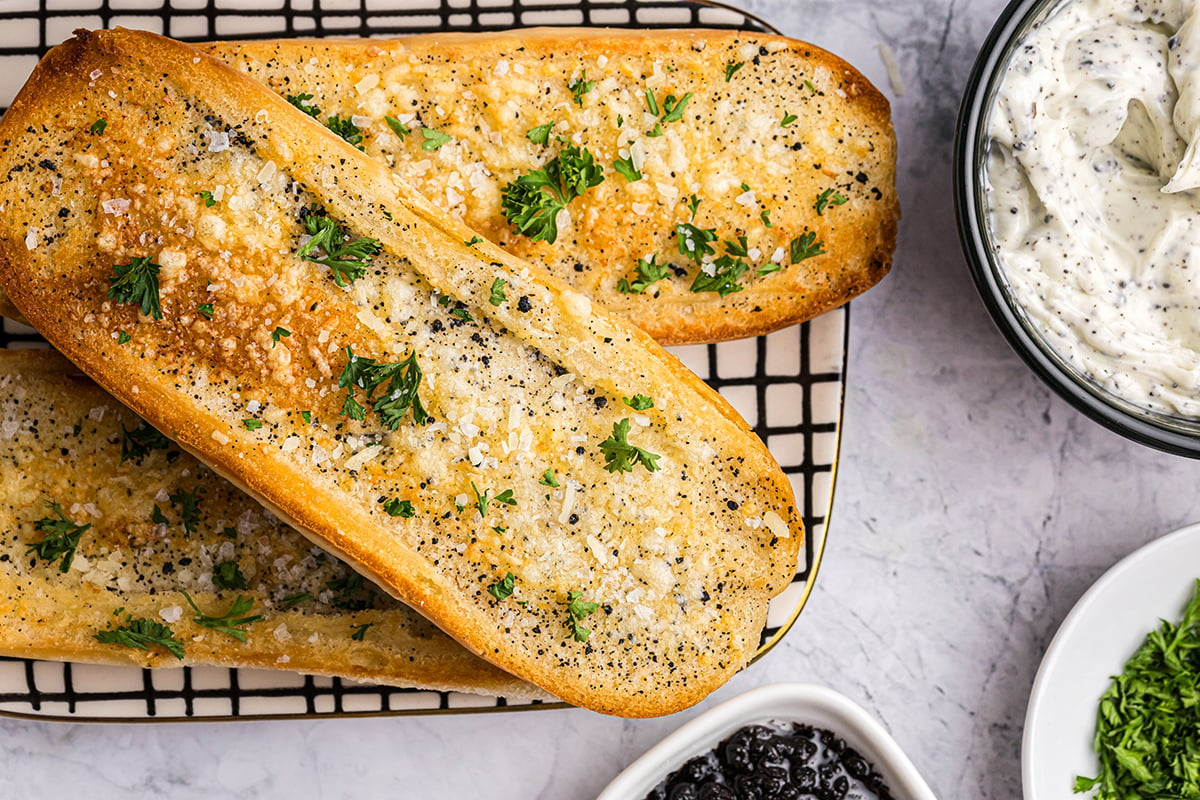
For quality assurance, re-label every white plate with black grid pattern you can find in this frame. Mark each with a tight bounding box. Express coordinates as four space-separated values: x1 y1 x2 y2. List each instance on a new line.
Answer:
0 0 846 722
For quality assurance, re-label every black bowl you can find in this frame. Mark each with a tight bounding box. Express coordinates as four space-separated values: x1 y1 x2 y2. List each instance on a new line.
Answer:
953 0 1200 457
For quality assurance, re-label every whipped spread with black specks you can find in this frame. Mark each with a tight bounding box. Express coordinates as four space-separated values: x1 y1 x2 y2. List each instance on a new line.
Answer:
987 0 1200 416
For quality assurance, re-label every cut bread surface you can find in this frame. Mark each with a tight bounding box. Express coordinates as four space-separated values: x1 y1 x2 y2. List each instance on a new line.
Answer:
0 29 802 716
0 29 899 344
0 349 545 699
203 29 898 345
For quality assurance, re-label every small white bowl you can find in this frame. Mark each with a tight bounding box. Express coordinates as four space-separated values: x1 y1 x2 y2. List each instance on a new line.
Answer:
596 683 937 800
1023 522 1200 800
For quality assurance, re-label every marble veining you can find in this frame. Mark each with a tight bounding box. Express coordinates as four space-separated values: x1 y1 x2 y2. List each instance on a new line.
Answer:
8 0 1200 797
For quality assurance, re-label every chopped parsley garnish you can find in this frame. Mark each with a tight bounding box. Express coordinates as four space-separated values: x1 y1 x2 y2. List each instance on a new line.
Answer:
489 278 508 306
613 155 642 182
326 573 377 611
182 592 264 642
725 62 744 82
300 410 312 424
286 93 320 118
280 592 313 610
539 469 560 488
151 505 169 526
500 139 604 244
687 194 702 219
645 88 661 116
676 222 718 263
385 115 410 139
786 230 826 266
297 205 381 287
168 489 201 535
94 616 184 660
88 119 107 135
119 419 171 465
213 560 248 591
117 331 131 345
197 303 214 320
464 235 484 247
350 623 373 641
781 111 798 127
761 208 774 228
616 255 670 295
814 188 849 216
724 235 751 258
383 498 415 518
450 306 472 323
243 419 263 431
643 88 693 133
623 394 654 411
488 572 516 601
660 92 693 123
108 256 163 320
338 346 429 429
599 418 661 474
1075 579 1200 799
566 590 599 642
526 121 555 145
421 128 453 151
27 502 90 573
271 326 291 346
199 190 216 207
323 115 365 151
472 482 516 517
568 71 595 106
691 255 748 297
804 78 818 94
285 93 364 150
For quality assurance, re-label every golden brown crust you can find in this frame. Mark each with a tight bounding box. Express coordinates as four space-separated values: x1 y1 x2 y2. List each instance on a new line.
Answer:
0 29 802 717
0 349 544 698
203 28 898 345
0 28 898 344
0 291 22 321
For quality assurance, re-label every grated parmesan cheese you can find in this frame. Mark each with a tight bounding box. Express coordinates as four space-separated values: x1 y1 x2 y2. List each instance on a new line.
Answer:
207 130 231 153
101 198 131 215
763 510 789 539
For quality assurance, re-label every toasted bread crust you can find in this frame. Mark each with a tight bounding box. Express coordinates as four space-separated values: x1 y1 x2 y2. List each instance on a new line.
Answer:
0 350 544 698
0 30 801 716
204 29 898 345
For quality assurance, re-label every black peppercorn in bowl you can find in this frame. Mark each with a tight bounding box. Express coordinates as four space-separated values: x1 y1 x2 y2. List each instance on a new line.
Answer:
595 683 936 800
954 0 1200 457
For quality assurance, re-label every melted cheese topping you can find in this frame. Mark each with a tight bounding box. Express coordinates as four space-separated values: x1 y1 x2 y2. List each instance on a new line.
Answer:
210 34 893 327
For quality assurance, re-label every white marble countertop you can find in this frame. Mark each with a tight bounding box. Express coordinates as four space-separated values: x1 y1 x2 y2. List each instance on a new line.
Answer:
7 0 1199 797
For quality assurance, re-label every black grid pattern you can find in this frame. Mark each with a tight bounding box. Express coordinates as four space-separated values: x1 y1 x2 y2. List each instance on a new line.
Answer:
0 659 558 718
0 0 769 57
0 0 849 721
